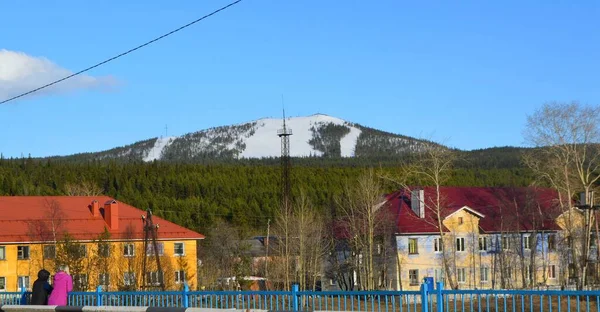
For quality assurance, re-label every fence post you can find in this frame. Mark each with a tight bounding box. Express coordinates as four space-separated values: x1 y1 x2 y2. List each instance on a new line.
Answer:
19 287 26 305
436 281 444 312
96 285 103 306
182 283 189 308
292 283 299 312
420 282 429 312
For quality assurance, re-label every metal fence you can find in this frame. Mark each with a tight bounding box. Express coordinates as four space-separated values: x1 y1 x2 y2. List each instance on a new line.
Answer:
2 283 600 312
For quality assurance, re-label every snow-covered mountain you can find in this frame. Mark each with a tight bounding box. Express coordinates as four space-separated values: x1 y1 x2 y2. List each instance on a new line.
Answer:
53 114 437 162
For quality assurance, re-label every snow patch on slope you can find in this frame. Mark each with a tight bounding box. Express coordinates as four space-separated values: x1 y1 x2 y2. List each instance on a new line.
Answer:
241 114 353 158
144 137 175 161
340 126 362 157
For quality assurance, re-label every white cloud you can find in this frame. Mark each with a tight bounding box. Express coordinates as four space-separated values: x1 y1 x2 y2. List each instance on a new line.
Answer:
0 49 117 102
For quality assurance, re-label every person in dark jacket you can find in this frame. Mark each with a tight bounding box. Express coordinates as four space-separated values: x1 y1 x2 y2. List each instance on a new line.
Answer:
31 269 53 305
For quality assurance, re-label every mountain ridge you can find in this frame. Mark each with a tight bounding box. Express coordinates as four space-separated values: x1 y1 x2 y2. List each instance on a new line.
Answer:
43 114 443 162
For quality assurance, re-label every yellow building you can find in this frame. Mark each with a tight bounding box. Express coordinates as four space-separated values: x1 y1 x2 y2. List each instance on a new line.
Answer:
391 187 562 290
0 196 204 292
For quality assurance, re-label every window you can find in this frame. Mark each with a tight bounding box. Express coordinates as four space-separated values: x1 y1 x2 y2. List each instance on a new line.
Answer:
124 272 136 286
98 244 110 258
146 242 164 256
17 246 29 260
569 263 577 278
434 269 444 283
18 276 30 291
525 266 533 281
548 265 557 279
99 273 110 287
174 243 185 256
43 245 56 259
175 271 186 284
457 268 466 283
123 244 135 257
502 236 510 250
434 238 443 252
0 246 5 260
456 237 465 252
145 271 164 286
408 238 418 254
74 274 88 291
409 269 419 285
0 277 5 291
458 217 464 225
478 237 488 252
548 234 556 251
524 235 531 250
78 245 87 257
480 267 489 283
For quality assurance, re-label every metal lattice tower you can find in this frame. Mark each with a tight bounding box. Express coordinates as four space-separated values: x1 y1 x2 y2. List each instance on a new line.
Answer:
277 109 293 211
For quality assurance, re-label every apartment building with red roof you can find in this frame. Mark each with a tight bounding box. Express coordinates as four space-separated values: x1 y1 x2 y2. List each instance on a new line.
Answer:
388 186 565 290
0 196 204 292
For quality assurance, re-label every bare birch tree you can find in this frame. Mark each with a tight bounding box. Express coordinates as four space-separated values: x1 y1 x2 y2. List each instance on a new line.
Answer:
410 145 459 289
337 168 389 290
524 101 600 288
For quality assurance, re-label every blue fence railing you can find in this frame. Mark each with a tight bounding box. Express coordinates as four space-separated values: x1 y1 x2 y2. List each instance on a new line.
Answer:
3 282 600 312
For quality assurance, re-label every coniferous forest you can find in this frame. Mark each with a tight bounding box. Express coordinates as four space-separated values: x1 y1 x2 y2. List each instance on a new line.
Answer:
0 147 533 236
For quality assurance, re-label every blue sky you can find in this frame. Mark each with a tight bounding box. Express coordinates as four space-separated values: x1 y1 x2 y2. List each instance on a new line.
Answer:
0 1 598 158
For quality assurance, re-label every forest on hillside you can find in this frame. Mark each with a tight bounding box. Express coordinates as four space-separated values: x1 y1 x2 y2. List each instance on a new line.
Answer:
0 154 533 235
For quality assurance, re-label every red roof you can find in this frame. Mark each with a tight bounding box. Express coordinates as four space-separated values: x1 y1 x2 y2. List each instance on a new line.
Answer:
0 196 204 243
385 187 562 235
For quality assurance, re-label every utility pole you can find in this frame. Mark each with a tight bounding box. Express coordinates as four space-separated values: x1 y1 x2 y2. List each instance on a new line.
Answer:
265 218 271 288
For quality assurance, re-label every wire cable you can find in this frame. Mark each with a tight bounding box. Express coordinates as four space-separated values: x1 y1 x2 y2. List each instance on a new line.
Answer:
0 0 243 105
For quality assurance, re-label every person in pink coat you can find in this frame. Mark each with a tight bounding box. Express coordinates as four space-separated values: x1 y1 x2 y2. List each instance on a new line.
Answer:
48 265 73 306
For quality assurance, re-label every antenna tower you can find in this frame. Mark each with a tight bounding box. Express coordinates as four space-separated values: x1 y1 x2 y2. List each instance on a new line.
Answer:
277 107 293 212
141 209 165 291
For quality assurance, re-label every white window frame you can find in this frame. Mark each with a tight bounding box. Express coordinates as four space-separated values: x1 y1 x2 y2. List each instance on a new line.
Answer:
0 246 5 260
18 276 30 291
457 268 466 283
175 270 186 284
124 272 136 286
124 243 135 257
174 242 185 256
524 235 531 250
502 236 510 250
408 238 418 255
17 246 29 260
99 273 110 287
409 269 419 285
480 267 489 283
0 277 5 291
146 271 164 286
478 237 488 252
456 237 465 252
146 242 164 256
434 238 443 253
548 265 557 279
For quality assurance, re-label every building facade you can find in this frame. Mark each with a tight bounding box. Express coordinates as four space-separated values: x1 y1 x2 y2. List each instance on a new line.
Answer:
0 196 204 292
390 187 563 290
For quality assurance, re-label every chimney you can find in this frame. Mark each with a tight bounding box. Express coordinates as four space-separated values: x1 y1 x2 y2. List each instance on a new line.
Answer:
103 200 119 230
411 189 425 218
90 200 100 217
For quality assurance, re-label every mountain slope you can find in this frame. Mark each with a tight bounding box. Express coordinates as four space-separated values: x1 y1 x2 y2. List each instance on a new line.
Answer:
46 114 439 162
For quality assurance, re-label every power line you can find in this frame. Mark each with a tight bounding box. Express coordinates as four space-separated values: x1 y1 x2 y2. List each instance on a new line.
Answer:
0 0 243 105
